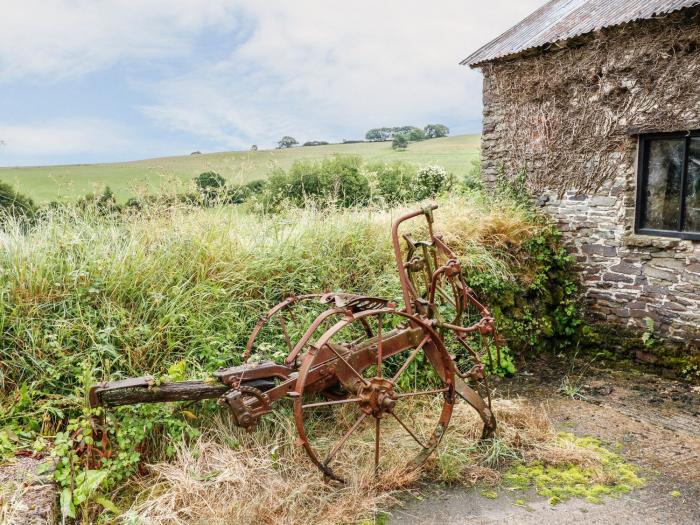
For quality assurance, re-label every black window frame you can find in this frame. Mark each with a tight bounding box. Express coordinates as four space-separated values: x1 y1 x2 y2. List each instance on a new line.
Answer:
635 130 700 241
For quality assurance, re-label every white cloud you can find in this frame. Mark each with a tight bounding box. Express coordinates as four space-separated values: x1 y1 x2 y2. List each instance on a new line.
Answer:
141 0 545 148
0 119 131 158
0 0 546 155
0 0 241 81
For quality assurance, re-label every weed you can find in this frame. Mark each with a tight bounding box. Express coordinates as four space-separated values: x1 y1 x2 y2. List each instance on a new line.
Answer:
558 376 586 400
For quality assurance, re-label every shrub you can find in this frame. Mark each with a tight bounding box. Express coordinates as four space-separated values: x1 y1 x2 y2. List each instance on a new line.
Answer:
194 172 227 206
264 155 370 209
367 161 417 204
76 186 121 214
0 181 36 219
226 179 267 204
408 128 426 141
415 165 452 199
392 134 408 151
464 157 484 191
302 141 329 147
0 194 583 519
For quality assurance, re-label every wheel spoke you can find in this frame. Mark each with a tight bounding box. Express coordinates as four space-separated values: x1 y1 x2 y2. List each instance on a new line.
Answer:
374 417 381 474
390 410 427 449
278 315 293 353
376 314 383 378
391 335 430 384
325 344 369 386
435 284 457 307
323 412 368 465
394 387 449 399
302 397 361 409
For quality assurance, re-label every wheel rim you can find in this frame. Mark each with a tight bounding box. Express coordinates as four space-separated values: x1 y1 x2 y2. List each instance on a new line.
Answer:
293 309 455 483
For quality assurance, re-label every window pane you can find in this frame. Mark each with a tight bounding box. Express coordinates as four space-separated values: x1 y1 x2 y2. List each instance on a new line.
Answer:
643 139 683 230
685 138 700 233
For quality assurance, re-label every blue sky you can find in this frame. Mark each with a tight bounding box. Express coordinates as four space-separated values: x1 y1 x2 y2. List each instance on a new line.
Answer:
0 0 543 166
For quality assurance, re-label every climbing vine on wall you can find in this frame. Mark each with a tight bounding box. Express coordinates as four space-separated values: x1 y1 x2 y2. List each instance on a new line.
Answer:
483 8 700 196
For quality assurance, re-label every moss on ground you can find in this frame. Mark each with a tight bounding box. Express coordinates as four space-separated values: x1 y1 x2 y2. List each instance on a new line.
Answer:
502 433 644 505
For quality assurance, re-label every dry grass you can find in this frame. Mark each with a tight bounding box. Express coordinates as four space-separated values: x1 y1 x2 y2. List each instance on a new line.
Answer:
435 199 536 252
121 398 617 525
0 484 26 525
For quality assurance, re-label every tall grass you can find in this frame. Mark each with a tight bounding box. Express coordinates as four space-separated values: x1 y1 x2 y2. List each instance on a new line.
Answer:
0 195 617 523
0 195 527 401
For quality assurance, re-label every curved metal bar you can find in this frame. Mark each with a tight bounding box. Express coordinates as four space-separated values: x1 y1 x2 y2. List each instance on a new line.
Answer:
391 204 438 314
283 307 348 366
243 294 322 362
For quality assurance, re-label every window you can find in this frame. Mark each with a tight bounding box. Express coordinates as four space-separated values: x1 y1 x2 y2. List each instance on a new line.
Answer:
636 131 700 240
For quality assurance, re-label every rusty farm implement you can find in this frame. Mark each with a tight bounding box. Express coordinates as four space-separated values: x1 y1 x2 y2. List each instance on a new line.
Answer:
90 205 501 482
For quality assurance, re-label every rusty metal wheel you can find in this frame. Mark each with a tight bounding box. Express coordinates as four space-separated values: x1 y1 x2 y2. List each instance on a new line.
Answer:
293 308 455 482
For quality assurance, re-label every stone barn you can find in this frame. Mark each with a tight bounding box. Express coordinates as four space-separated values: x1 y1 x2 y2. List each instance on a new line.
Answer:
464 0 700 358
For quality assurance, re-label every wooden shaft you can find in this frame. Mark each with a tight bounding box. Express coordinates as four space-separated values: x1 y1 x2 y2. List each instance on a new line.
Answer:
95 380 230 408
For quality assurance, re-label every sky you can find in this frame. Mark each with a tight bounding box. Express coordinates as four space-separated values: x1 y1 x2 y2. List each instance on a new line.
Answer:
0 0 544 166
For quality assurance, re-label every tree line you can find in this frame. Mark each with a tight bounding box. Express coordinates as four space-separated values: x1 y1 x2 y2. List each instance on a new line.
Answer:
275 123 449 150
365 124 449 143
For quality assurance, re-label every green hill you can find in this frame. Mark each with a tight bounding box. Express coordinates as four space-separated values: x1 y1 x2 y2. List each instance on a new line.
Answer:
0 134 480 203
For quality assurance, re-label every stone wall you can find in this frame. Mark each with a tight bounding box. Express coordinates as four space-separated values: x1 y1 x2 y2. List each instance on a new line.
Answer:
478 8 700 349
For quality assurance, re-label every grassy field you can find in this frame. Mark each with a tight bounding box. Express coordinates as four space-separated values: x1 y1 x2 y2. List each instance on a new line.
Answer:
0 134 480 203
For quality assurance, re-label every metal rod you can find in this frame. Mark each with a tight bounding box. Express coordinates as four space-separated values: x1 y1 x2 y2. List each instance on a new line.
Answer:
394 387 449 399
374 417 381 474
377 314 383 378
323 412 368 465
279 315 293 353
302 397 361 409
390 411 427 449
391 335 431 384
325 344 370 386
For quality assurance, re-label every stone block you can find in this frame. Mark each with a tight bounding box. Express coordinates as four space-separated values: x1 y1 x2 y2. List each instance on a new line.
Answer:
643 266 677 282
603 273 634 283
613 308 631 318
590 196 617 207
651 258 686 271
581 244 617 257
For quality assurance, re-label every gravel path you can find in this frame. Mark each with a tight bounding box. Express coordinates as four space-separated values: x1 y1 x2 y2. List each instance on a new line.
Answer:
390 358 700 525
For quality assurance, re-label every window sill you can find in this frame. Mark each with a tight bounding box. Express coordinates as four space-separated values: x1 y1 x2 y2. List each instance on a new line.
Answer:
624 234 696 249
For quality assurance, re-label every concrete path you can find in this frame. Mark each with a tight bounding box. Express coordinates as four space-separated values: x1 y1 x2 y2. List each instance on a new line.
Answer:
391 358 700 525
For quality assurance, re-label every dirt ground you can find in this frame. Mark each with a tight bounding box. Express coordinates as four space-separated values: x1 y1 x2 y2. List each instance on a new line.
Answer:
390 356 700 525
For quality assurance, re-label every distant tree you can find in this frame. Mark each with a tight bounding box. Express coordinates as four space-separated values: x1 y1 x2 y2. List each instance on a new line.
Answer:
392 126 418 136
424 124 450 139
365 128 388 142
277 136 298 149
408 128 426 141
392 134 408 151
190 151 201 155
250 145 258 151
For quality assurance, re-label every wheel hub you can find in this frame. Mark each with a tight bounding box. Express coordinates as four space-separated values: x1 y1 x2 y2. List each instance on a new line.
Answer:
358 378 397 417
